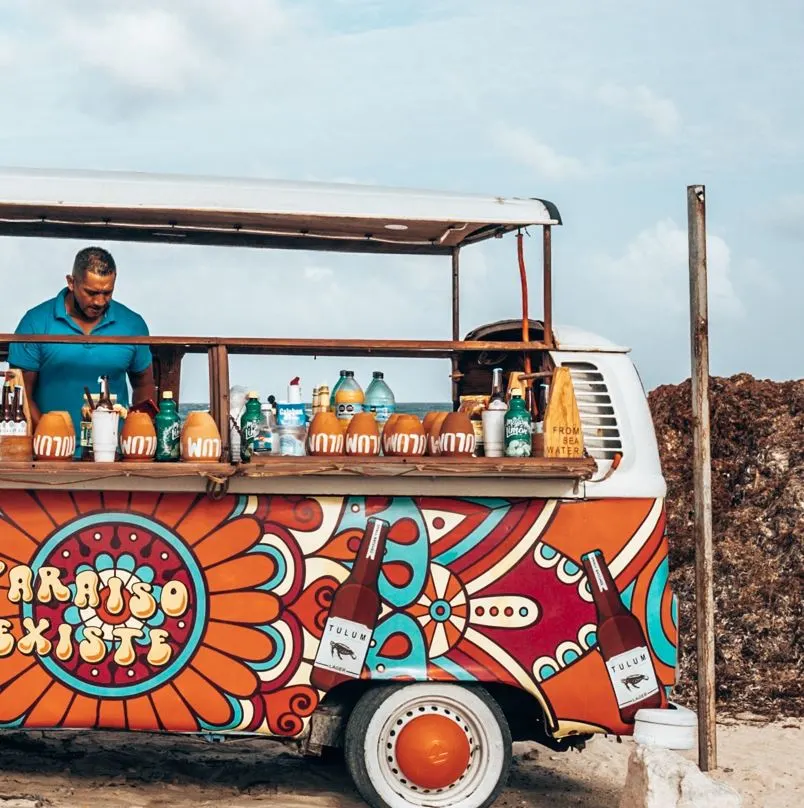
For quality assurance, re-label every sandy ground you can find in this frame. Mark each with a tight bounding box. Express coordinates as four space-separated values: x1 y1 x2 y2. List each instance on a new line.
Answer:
0 718 799 808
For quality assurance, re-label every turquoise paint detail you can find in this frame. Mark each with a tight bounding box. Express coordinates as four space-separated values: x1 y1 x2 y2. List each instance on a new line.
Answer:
250 624 285 672
539 664 556 680
563 560 580 575
434 506 509 566
95 553 114 572
23 512 207 700
199 693 244 733
230 496 248 519
429 655 476 681
561 649 579 665
256 545 287 593
430 599 451 622
620 581 635 610
339 496 429 609
671 593 678 628
538 544 558 561
645 558 677 668
116 554 136 573
366 613 427 678
136 566 155 585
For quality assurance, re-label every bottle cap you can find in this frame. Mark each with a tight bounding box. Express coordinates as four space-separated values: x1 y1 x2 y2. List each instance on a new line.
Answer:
510 387 522 397
288 378 301 403
373 371 383 379
163 391 174 399
247 391 259 398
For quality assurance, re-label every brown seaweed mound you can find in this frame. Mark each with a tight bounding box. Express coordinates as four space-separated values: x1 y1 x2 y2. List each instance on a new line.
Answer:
648 373 803 717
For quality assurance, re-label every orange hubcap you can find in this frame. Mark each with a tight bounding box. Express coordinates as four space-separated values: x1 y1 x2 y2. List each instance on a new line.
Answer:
394 714 471 789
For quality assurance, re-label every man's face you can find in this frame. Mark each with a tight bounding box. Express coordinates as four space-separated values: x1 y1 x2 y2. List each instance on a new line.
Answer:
66 271 115 320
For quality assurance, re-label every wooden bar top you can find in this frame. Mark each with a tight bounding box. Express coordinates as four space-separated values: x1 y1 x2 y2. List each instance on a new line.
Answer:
0 455 595 485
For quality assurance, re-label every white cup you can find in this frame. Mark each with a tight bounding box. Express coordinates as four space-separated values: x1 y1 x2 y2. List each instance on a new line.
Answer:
482 409 505 457
91 409 120 462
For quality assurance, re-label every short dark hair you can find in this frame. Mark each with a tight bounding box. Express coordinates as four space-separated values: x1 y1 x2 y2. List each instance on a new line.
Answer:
72 247 117 279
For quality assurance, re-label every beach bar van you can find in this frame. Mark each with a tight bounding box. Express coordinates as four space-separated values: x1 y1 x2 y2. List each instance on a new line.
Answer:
0 168 677 808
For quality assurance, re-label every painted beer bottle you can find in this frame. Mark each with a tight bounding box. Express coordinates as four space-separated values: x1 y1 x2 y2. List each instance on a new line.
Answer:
310 516 390 692
581 549 662 722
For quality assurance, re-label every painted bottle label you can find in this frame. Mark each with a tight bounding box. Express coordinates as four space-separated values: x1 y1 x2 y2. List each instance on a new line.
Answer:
605 646 660 708
313 616 372 679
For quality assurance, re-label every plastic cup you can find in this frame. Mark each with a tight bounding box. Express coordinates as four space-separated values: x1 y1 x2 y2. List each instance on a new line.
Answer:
91 409 120 462
482 409 505 457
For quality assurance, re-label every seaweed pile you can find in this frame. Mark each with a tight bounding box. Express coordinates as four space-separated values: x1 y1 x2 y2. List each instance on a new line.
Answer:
648 373 803 717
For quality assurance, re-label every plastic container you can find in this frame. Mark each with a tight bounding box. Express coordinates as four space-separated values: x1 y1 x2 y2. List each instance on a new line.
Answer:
633 703 697 750
253 402 275 456
277 425 307 456
329 370 348 411
335 371 364 425
364 371 395 425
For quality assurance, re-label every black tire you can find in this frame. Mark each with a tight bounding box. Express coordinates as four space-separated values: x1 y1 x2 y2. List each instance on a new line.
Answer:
344 683 512 808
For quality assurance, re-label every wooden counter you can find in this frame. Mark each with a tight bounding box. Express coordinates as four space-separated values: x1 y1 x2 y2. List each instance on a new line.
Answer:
0 456 596 497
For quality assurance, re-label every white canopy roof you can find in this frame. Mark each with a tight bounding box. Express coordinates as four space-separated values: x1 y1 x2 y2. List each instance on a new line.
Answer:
0 167 561 255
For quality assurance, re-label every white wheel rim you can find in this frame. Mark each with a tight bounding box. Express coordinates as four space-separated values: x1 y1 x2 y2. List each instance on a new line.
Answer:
362 685 505 808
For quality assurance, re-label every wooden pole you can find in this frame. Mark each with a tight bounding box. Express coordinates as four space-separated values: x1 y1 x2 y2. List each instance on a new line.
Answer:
688 184 717 771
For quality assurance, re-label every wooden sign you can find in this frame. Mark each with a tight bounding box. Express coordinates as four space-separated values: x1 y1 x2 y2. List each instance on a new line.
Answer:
543 367 584 458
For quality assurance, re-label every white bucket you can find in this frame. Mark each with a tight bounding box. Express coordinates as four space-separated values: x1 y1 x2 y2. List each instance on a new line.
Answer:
633 702 698 750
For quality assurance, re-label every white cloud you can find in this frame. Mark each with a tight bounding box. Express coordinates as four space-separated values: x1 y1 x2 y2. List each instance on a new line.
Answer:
597 83 681 137
492 124 589 180
592 219 743 320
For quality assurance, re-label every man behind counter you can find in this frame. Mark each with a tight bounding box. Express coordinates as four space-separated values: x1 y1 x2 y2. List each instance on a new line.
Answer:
9 247 156 451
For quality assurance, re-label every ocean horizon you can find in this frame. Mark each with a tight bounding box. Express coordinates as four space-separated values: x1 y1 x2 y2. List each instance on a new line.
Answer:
179 402 452 420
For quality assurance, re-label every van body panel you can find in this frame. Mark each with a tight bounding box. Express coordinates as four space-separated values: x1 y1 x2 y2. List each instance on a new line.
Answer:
0 489 677 741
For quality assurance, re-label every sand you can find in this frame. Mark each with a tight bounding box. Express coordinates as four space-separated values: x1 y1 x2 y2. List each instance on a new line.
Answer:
0 718 799 808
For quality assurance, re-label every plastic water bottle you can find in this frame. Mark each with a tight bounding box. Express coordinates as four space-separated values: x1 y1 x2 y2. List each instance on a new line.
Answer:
334 371 364 426
329 370 348 412
364 371 395 425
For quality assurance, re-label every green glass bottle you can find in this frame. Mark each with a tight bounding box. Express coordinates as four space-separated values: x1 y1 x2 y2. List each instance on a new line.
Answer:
504 388 532 457
240 391 262 462
155 391 180 462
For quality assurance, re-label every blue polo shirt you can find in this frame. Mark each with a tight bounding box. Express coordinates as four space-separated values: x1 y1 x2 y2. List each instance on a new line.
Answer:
9 288 152 454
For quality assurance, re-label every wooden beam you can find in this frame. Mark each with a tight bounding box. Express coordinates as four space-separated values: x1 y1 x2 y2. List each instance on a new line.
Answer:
543 225 554 348
451 248 461 409
0 334 550 358
152 346 184 403
688 183 717 772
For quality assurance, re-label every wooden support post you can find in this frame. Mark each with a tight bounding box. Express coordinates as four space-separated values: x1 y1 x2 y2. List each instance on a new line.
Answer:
152 346 184 403
688 184 717 772
451 248 461 409
207 345 231 460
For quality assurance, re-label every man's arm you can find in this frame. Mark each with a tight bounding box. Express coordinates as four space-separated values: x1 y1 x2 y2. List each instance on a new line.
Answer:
21 371 41 429
129 365 156 408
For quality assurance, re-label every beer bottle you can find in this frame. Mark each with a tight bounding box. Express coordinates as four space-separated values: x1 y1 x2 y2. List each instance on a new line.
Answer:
311 517 390 692
581 549 662 722
155 392 180 462
490 367 505 406
0 380 12 437
12 385 26 436
96 375 114 411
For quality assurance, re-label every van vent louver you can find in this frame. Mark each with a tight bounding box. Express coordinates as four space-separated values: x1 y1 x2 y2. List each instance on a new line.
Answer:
562 361 622 461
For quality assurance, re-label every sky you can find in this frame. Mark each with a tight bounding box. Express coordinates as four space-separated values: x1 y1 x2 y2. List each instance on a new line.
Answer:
0 0 802 403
